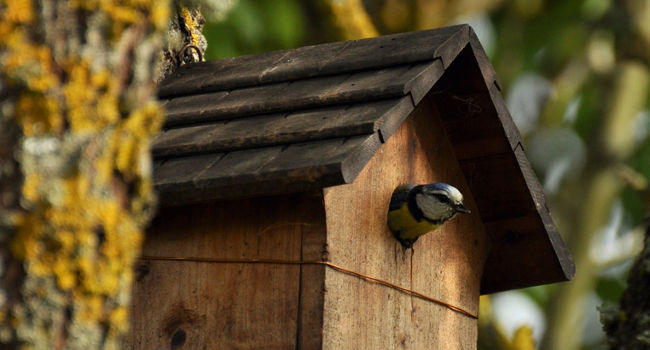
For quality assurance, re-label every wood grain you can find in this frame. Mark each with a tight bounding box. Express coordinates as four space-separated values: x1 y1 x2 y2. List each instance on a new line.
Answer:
162 63 433 127
157 25 469 99
153 98 412 158
321 96 489 349
155 135 382 205
129 193 327 349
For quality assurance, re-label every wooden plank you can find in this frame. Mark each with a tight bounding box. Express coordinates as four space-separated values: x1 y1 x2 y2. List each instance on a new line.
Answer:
513 146 575 281
430 45 493 97
486 83 525 151
157 25 469 99
163 63 432 127
405 59 445 105
433 25 470 69
321 96 489 349
307 24 465 80
462 31 522 150
426 47 517 160
424 42 573 291
154 113 284 158
468 28 501 92
297 196 328 349
153 153 223 190
259 135 372 175
434 91 496 125
458 153 537 222
432 90 511 159
154 147 282 205
157 49 290 98
340 133 383 183
451 137 511 160
163 81 291 127
462 149 574 293
161 90 230 125
155 135 381 205
480 216 563 293
129 193 326 349
153 98 412 158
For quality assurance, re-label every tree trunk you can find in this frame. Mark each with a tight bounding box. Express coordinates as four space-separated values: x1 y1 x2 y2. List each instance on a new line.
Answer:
0 1 205 348
601 223 650 349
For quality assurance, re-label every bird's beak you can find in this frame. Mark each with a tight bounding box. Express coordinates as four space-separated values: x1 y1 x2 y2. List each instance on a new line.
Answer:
455 204 471 214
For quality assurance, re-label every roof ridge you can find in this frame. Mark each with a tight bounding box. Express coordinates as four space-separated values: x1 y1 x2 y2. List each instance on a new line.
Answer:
157 25 469 99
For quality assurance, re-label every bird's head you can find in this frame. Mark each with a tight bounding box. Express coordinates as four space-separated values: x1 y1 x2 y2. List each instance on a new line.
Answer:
415 183 471 223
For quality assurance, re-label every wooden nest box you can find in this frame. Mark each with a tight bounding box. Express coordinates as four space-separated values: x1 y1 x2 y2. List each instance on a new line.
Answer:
131 25 575 349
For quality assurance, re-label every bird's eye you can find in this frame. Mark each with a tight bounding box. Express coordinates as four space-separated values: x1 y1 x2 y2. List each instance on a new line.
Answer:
434 194 449 203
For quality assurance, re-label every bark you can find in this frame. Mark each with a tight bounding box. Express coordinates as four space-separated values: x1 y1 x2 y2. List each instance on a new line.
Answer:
600 223 650 349
160 5 207 81
0 1 180 348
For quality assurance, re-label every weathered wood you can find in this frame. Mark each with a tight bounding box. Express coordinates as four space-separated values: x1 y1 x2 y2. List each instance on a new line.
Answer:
153 97 412 158
487 83 525 151
297 200 328 349
321 97 489 349
153 153 223 192
129 193 326 349
156 146 283 205
458 145 574 293
155 135 383 205
468 28 501 92
405 59 446 105
480 215 564 293
157 25 470 99
461 34 523 150
163 63 436 127
432 90 510 160
512 145 575 282
258 135 373 175
478 140 576 292
459 152 536 222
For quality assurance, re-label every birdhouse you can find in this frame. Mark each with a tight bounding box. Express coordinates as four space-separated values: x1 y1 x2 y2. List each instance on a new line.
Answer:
129 25 575 349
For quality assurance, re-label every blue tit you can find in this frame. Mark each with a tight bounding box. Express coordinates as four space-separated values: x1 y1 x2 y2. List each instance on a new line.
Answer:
387 182 471 248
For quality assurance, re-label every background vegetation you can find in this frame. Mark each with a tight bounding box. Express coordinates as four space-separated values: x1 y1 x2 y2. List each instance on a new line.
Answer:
201 1 649 349
1 0 647 348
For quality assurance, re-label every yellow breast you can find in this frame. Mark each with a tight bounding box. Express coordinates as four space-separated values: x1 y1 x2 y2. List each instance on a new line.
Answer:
387 203 440 240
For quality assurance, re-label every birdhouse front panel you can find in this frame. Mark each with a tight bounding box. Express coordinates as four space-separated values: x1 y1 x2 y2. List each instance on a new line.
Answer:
320 97 489 349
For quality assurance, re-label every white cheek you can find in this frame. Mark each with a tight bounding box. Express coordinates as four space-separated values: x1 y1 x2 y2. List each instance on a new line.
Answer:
416 194 450 220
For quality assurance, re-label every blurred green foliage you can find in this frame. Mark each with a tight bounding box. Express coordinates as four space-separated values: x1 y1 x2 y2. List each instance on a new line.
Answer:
203 0 306 59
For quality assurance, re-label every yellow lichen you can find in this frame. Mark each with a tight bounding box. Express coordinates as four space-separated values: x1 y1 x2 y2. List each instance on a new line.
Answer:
15 94 62 136
21 174 41 203
109 306 129 334
64 61 120 132
1 0 172 347
181 7 200 46
3 0 33 24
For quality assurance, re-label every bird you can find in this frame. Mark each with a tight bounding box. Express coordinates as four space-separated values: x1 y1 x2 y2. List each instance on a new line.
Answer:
387 182 471 248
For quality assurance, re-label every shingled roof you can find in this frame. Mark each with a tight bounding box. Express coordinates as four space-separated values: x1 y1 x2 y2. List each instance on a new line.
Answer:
153 25 468 202
153 24 575 292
